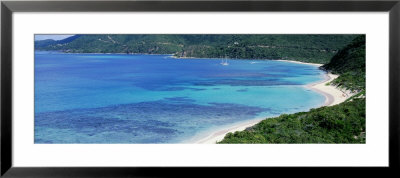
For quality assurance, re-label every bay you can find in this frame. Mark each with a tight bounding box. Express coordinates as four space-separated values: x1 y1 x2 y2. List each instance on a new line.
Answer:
34 52 325 143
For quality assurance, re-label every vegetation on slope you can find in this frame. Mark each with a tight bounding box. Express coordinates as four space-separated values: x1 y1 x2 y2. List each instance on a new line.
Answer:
322 35 366 92
218 98 365 143
35 34 358 64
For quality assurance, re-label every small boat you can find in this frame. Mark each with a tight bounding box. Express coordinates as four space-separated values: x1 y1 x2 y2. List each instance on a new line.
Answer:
221 55 229 66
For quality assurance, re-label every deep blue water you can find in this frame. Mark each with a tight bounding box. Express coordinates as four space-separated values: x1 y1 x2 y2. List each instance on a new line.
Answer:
34 51 325 143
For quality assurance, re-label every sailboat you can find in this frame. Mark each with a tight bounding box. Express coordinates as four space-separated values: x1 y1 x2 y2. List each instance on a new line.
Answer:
221 55 229 66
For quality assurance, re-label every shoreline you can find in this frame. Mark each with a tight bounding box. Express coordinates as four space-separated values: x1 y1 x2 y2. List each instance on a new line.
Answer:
307 73 354 107
37 51 326 66
190 118 265 144
276 59 323 67
172 56 326 65
193 61 354 144
35 50 175 55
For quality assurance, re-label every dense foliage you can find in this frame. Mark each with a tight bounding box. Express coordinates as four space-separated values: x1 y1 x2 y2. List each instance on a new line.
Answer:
218 98 366 144
35 34 358 64
322 35 366 91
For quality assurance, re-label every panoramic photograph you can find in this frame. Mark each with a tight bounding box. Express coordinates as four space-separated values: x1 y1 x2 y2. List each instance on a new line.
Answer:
34 34 366 144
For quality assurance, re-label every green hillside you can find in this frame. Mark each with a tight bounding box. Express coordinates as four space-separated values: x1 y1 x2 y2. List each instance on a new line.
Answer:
35 34 359 64
218 98 365 144
322 35 366 92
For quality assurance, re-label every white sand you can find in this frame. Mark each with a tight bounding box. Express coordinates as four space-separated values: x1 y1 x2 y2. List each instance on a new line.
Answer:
307 73 354 106
193 60 354 144
276 59 323 67
192 119 264 144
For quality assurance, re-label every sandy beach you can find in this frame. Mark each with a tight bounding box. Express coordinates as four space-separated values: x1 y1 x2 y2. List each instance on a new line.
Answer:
307 73 354 106
194 60 354 144
192 119 264 144
276 59 323 67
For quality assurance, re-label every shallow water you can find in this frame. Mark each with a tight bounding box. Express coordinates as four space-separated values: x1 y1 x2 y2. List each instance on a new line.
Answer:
34 52 325 143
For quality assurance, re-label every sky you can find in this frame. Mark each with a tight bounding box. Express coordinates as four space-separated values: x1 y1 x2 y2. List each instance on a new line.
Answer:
35 35 75 41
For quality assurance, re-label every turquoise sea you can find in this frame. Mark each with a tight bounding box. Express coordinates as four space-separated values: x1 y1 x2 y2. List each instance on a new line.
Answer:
34 51 326 143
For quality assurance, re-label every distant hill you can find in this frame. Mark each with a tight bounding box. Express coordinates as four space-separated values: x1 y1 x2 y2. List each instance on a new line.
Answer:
35 34 359 64
35 39 57 48
34 35 82 48
322 35 365 91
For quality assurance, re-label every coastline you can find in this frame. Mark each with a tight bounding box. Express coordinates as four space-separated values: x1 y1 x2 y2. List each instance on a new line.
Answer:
35 50 175 56
190 118 265 144
276 59 323 67
306 73 354 106
172 56 325 67
193 60 354 144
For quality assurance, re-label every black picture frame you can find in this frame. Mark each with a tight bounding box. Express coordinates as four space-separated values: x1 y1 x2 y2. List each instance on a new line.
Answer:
1 0 399 177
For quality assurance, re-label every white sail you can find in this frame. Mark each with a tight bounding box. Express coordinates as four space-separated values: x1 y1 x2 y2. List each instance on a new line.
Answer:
221 55 229 66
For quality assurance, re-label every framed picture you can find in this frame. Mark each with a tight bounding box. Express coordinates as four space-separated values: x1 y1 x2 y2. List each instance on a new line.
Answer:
1 0 399 177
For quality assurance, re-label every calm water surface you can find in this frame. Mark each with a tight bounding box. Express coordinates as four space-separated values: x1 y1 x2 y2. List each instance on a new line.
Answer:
34 52 325 143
